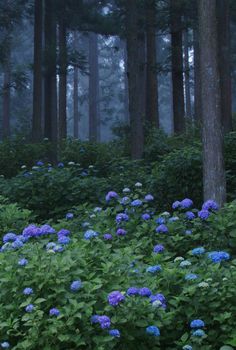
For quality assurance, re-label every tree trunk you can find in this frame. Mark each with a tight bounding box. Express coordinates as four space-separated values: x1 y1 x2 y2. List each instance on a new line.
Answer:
126 0 144 159
58 4 67 140
138 32 146 123
183 28 192 120
73 31 79 139
32 0 43 142
199 0 226 206
123 40 130 124
146 0 159 127
88 32 100 142
2 40 11 140
217 0 232 133
170 0 185 133
193 26 201 123
44 0 58 161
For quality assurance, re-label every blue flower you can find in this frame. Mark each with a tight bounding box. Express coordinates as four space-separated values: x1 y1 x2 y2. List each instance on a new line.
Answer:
66 213 74 220
185 230 192 235
185 211 195 220
98 315 111 329
180 198 193 209
58 236 70 245
108 291 125 306
142 213 151 220
131 199 143 207
106 191 118 202
208 251 230 263
192 329 205 337
116 213 129 223
25 304 34 313
149 293 166 308
109 329 120 338
139 287 152 297
49 308 60 317
46 242 57 250
185 273 198 281
198 210 210 220
0 342 10 348
146 326 160 336
57 229 70 237
18 258 28 266
156 224 168 234
36 161 44 166
40 224 56 235
3 233 17 243
91 315 99 324
53 245 64 252
120 196 130 205
116 228 127 236
183 346 192 350
84 230 98 240
23 288 33 295
155 217 165 224
202 200 219 211
146 265 162 274
12 240 24 249
172 201 181 210
57 162 64 168
190 319 205 328
145 194 154 201
153 244 164 253
127 287 140 296
103 233 113 240
70 280 82 291
192 247 205 255
168 216 179 223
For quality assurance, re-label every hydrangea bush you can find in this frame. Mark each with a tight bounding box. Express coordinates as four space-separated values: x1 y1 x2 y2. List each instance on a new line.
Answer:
0 186 236 349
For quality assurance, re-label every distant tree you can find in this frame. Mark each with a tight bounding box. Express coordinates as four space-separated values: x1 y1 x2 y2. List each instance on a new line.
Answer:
2 38 11 139
199 0 226 206
73 31 79 138
183 27 192 120
193 24 201 123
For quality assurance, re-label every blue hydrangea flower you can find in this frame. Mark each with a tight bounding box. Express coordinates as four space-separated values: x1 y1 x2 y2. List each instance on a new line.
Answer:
22 224 41 238
180 198 193 209
139 287 152 297
91 315 99 324
98 315 111 329
116 228 127 236
23 288 33 295
185 211 195 220
172 200 181 210
149 293 166 308
192 329 205 337
185 273 198 281
108 291 125 306
57 229 70 237
70 280 82 291
49 308 60 317
84 229 98 240
46 242 57 250
190 319 205 328
198 210 210 220
18 258 28 266
1 243 13 252
183 346 192 350
57 162 64 168
0 342 10 348
106 191 118 202
120 196 130 205
53 245 64 252
156 224 168 234
146 326 160 336
3 233 17 243
103 234 113 240
153 244 164 253
185 230 192 235
155 217 165 224
58 236 70 245
202 200 219 211
36 161 44 166
17 235 29 243
146 265 162 274
66 213 74 220
168 216 179 222
192 247 205 255
208 251 230 263
127 287 140 296
12 240 24 249
116 213 129 223
109 329 120 338
142 213 151 220
145 194 154 201
25 304 34 313
131 199 143 207
180 260 191 268
40 224 56 235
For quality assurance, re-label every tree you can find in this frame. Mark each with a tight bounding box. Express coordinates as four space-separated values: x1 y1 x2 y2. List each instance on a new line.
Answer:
170 0 185 133
32 0 43 142
145 0 159 127
73 31 79 138
2 38 11 139
193 25 201 123
198 0 226 206
183 27 192 120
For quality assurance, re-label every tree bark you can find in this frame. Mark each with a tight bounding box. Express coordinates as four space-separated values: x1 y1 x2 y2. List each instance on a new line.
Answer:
32 0 43 142
89 32 100 142
183 28 192 120
170 0 185 133
58 3 67 140
123 40 130 124
146 0 159 127
73 31 79 139
199 0 226 206
217 0 232 133
138 32 146 124
2 38 11 140
193 26 201 123
126 0 144 159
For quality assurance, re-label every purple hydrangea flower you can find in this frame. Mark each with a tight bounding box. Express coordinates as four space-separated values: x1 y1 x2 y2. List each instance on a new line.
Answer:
156 224 168 234
127 287 140 296
153 244 164 254
25 304 34 313
98 315 111 329
139 287 152 297
70 280 82 291
202 200 219 211
57 229 70 237
116 213 129 223
109 329 120 338
142 213 151 220
23 288 33 295
172 201 181 210
103 234 113 240
58 236 70 245
149 293 166 308
198 210 210 220
108 291 125 306
36 161 44 166
145 194 154 201
106 191 118 202
40 224 56 235
18 258 28 266
116 228 127 236
190 319 205 328
180 198 193 209
3 233 17 243
49 308 60 317
22 225 41 238
185 211 195 220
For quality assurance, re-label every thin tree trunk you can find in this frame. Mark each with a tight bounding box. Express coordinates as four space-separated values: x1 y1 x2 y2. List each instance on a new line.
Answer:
32 0 43 142
183 28 191 120
121 39 129 124
199 0 226 206
138 32 146 123
2 42 11 140
193 26 201 123
73 31 79 138
58 4 67 140
170 0 185 133
217 0 232 133
126 0 144 159
89 32 100 142
146 0 159 127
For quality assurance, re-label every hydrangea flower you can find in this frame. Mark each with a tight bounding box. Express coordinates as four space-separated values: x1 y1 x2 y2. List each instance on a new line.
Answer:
108 291 125 306
145 194 154 201
142 213 151 220
53 245 64 252
25 304 34 313
180 198 193 209
198 210 210 220
116 213 129 223
146 326 160 336
22 224 41 238
84 230 98 240
98 315 111 329
103 234 113 240
23 288 33 295
12 240 24 249
123 187 131 193
36 161 44 166
192 247 205 255
120 196 130 205
185 230 192 235
66 213 74 220
106 191 118 202
156 224 168 234
146 265 162 274
94 207 102 213
153 244 164 254
179 260 192 268
192 329 205 337
139 287 152 297
183 346 192 350
198 282 209 288
0 342 10 348
135 182 142 187
57 162 64 168
109 329 120 337
3 233 17 243
116 228 127 236
46 242 57 250
168 216 179 223
185 273 198 281
149 293 166 308
172 201 181 210
202 199 219 211
155 217 165 224
58 236 70 245
185 211 195 220
91 315 99 324
208 251 230 263
190 319 205 328
57 229 70 237
127 287 140 296
131 199 143 207
40 224 56 235
70 280 82 291
49 308 60 317
18 258 28 266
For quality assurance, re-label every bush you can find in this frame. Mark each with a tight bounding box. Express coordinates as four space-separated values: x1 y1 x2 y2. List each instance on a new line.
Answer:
0 187 235 349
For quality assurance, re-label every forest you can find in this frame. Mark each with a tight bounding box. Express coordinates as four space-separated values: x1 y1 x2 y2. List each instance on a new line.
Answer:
0 0 236 349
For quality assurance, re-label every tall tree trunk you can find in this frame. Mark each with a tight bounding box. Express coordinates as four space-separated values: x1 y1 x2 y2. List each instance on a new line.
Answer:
123 40 130 124
146 0 159 127
126 0 144 159
73 31 79 139
183 28 192 120
88 32 100 142
138 32 146 123
170 0 185 133
217 0 232 133
199 0 226 206
44 0 58 159
58 4 67 140
193 26 201 123
2 39 11 140
32 0 43 142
